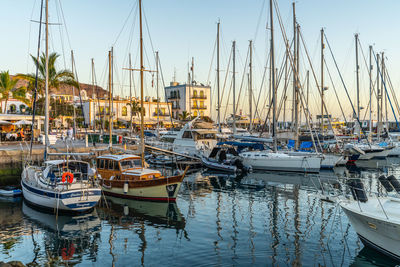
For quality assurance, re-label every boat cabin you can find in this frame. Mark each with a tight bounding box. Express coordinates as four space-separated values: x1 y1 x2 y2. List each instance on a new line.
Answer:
97 154 161 181
43 160 92 185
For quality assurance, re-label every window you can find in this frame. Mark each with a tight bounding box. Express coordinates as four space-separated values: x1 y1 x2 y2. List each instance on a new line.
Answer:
103 160 108 169
122 106 128 116
120 159 142 170
108 160 113 170
200 101 204 108
193 90 197 97
194 111 198 117
100 106 104 113
200 91 204 98
193 100 197 108
99 159 105 169
200 111 204 117
114 161 119 170
182 131 193 139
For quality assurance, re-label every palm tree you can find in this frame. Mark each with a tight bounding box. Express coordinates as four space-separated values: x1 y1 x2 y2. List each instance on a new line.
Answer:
128 100 143 117
16 52 78 95
0 71 19 113
178 111 190 121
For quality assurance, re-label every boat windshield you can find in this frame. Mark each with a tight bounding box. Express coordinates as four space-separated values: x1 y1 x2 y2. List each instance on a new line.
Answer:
120 159 142 170
196 133 216 140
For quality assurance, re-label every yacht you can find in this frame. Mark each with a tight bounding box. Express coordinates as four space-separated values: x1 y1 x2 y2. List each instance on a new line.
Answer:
339 177 400 261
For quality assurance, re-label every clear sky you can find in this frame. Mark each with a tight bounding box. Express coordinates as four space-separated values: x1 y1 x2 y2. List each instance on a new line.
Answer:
1 0 400 121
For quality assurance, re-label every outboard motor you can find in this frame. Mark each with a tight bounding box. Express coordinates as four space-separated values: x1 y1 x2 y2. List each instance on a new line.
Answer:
387 175 400 193
378 175 394 192
348 179 368 203
234 158 244 170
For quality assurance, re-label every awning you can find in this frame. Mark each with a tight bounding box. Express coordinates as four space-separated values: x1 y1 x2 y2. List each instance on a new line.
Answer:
13 120 32 125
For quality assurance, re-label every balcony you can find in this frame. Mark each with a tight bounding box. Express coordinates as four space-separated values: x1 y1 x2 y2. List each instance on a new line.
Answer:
191 95 207 99
168 95 180 100
153 112 171 117
191 106 207 110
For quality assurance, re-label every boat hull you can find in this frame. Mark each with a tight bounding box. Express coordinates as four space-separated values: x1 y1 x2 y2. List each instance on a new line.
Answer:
241 152 321 173
101 174 184 202
200 156 237 173
21 179 101 212
341 203 400 260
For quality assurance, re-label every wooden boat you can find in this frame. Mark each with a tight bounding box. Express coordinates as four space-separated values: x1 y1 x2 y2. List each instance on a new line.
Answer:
97 154 187 202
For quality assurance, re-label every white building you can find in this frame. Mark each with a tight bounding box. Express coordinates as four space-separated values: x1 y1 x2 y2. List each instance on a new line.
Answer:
1 99 29 114
164 82 211 119
83 98 173 127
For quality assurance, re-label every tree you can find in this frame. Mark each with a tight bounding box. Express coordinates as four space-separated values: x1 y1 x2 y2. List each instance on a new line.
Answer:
128 100 144 117
0 71 20 113
16 52 78 95
178 111 190 121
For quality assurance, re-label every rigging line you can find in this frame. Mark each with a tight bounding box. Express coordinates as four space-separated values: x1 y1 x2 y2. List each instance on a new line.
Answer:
92 60 104 135
219 45 233 109
27 0 38 73
222 78 233 121
55 0 66 69
382 58 400 116
372 51 400 130
29 0 44 161
143 6 157 67
57 0 72 50
253 0 266 43
324 32 368 139
236 46 250 113
324 58 347 123
157 55 175 128
112 1 136 47
207 37 217 85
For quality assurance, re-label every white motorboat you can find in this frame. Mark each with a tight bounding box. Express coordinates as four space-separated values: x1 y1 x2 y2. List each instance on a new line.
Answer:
346 143 392 160
339 177 400 261
172 118 217 157
240 151 321 173
200 145 251 173
21 160 101 212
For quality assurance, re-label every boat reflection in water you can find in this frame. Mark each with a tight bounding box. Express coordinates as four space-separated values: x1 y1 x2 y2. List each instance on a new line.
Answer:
22 201 101 265
99 196 186 230
351 246 400 267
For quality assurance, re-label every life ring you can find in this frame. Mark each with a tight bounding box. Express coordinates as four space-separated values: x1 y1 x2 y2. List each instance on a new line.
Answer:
61 243 75 260
62 172 74 183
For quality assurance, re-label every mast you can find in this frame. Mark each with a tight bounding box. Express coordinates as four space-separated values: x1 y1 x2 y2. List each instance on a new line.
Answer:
381 52 385 133
294 23 300 149
291 2 296 131
108 51 113 148
320 28 324 134
71 51 77 138
91 58 96 132
270 0 277 151
44 0 49 157
156 51 160 134
355 34 360 120
249 40 253 132
377 53 381 140
369 46 372 138
232 41 237 134
139 0 145 167
129 53 133 135
217 21 221 132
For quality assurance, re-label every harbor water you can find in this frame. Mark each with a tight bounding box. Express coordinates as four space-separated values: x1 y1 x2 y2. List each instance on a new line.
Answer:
1 160 400 266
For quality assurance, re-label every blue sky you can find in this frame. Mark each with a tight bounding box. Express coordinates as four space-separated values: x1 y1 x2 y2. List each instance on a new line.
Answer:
1 0 400 120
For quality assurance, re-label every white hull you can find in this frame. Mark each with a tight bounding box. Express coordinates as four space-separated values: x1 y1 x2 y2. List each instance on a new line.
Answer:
241 152 321 173
287 152 342 169
200 156 237 173
388 146 400 156
358 148 391 160
340 198 400 260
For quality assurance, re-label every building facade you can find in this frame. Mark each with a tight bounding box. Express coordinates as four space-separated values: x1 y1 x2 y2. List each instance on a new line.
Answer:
83 98 173 127
164 82 211 119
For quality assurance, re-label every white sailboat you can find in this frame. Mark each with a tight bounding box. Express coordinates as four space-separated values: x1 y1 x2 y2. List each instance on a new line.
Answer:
21 0 101 213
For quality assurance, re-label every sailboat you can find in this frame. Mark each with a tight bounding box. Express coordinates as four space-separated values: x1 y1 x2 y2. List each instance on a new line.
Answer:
21 0 101 213
240 0 321 173
98 0 188 202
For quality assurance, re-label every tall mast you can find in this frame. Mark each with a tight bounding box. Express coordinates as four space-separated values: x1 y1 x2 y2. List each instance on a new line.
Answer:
295 23 300 149
129 53 133 135
270 0 277 151
217 21 221 132
377 53 381 140
71 50 77 138
291 2 296 130
232 41 237 134
216 22 221 132
355 34 360 120
91 58 96 132
139 0 145 167
381 52 385 133
108 51 113 148
369 46 372 138
44 0 49 156
320 28 324 134
249 40 253 132
156 51 160 134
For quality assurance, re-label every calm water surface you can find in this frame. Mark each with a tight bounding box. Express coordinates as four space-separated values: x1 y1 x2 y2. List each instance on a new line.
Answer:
1 159 400 266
